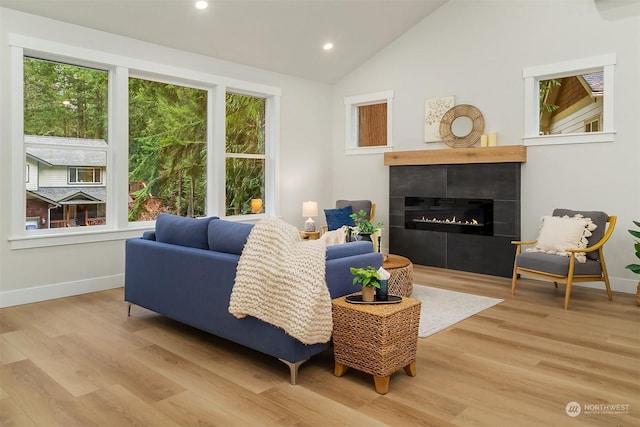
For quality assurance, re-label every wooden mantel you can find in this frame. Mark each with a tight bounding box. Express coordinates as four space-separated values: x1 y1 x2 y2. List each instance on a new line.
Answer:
383 145 527 166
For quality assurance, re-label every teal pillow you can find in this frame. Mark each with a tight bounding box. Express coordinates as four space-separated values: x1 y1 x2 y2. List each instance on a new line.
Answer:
324 205 354 231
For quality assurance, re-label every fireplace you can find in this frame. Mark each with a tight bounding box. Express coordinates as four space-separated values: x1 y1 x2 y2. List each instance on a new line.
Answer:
404 197 493 236
388 162 522 278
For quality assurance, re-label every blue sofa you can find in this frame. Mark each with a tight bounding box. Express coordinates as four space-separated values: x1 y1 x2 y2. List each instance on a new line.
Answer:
124 214 383 384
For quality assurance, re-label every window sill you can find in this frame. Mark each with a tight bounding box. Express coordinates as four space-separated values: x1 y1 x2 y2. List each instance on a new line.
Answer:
223 213 267 222
523 131 615 146
345 146 393 156
8 224 154 250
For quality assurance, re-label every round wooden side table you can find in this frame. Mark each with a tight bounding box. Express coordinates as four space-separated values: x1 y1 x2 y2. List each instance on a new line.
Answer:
383 254 413 296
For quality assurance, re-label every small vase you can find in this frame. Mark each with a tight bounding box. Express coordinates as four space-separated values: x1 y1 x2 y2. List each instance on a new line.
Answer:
376 279 388 301
361 286 375 302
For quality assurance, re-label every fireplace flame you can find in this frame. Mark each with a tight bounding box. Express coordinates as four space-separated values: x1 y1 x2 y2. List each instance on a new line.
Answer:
413 216 481 226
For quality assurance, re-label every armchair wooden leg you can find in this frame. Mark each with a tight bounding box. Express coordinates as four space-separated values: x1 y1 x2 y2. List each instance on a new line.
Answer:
511 246 521 295
599 249 613 301
511 270 518 295
564 281 572 310
564 257 576 310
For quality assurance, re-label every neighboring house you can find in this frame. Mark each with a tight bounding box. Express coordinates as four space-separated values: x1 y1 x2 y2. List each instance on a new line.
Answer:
25 135 107 229
540 71 604 135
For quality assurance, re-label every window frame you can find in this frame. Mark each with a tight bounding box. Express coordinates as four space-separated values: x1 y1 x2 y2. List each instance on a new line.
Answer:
127 72 211 224
8 34 280 249
344 90 394 155
224 90 269 219
522 53 616 146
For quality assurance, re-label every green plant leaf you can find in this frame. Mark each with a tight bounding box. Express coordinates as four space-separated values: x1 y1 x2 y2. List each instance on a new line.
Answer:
350 265 381 288
629 229 640 239
625 264 640 275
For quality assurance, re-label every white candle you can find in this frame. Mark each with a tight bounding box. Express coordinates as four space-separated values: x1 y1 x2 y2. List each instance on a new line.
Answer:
488 131 497 146
480 134 488 147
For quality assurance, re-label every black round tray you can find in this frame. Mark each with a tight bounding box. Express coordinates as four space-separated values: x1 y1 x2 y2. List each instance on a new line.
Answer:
345 295 402 304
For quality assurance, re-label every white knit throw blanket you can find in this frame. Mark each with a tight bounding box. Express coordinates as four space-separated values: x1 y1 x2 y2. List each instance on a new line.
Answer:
228 217 332 345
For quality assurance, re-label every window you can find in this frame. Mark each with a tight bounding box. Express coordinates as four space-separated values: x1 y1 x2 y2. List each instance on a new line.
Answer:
585 117 600 133
69 167 102 184
523 54 615 146
225 92 266 216
10 36 280 247
344 90 394 154
23 57 108 230
128 77 208 222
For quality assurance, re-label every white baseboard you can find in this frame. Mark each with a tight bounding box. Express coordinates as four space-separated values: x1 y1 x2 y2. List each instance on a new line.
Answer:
0 274 124 308
522 275 637 294
577 277 637 294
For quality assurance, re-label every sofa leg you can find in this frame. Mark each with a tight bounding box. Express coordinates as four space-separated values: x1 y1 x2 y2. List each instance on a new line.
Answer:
127 303 132 317
278 358 309 385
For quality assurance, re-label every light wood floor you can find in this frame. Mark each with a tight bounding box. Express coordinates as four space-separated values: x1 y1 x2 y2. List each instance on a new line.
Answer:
1 265 638 426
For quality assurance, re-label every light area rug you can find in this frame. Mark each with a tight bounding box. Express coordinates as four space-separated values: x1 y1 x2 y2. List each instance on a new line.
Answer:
410 284 504 338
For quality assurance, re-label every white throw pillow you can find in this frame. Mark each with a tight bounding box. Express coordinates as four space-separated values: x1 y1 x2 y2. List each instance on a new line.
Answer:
526 215 597 263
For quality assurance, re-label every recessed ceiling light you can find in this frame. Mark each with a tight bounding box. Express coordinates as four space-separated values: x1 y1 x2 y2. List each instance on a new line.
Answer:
195 0 208 10
323 43 334 51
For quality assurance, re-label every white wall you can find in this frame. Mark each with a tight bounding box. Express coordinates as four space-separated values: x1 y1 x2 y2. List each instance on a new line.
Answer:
331 0 640 293
0 8 333 306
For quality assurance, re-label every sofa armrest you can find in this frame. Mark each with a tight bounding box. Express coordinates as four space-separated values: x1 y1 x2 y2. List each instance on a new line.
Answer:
326 250 383 299
326 241 375 260
142 231 156 241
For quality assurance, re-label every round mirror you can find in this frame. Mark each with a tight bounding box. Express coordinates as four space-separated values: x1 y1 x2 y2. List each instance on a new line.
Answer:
451 116 473 137
439 104 485 148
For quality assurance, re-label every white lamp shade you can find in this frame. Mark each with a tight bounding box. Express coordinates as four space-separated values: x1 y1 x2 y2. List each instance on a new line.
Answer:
302 201 318 217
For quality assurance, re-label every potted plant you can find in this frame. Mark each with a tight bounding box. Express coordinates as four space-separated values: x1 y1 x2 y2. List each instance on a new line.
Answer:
349 209 384 242
624 220 640 306
350 266 380 302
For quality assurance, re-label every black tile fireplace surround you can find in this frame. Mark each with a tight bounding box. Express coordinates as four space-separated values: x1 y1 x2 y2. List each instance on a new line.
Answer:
389 163 521 278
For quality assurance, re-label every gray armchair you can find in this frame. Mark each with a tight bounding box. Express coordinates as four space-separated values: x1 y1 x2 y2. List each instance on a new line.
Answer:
511 208 616 309
321 200 380 250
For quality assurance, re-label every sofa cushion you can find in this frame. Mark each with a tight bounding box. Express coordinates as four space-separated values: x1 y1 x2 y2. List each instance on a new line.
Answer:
516 252 603 276
553 209 608 260
155 213 217 249
324 205 354 231
208 219 254 255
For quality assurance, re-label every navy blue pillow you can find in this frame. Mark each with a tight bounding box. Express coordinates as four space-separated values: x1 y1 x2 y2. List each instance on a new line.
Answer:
324 205 354 231
208 219 254 255
155 213 217 249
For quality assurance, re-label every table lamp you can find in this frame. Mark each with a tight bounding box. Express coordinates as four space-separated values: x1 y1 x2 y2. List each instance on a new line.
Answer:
302 201 318 232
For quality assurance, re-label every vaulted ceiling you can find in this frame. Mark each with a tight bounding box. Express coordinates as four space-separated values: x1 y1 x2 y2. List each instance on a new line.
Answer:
0 0 446 83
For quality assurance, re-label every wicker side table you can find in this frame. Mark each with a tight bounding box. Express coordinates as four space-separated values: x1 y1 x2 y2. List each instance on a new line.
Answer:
383 254 414 296
331 296 421 394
